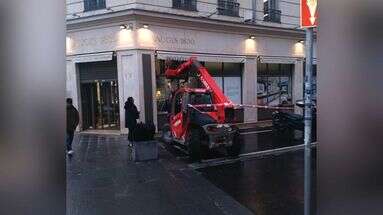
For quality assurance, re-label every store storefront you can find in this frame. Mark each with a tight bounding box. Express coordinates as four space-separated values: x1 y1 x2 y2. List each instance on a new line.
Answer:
66 19 312 133
78 59 120 130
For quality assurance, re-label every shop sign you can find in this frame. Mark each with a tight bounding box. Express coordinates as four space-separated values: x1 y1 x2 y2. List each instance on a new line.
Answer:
165 56 189 62
154 34 196 50
154 35 195 46
301 0 318 28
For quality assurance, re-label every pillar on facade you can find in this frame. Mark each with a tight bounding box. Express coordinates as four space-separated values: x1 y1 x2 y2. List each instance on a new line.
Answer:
243 57 258 122
66 59 80 109
117 50 142 134
66 59 82 131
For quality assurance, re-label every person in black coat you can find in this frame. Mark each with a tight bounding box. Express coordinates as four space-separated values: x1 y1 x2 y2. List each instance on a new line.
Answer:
66 98 79 155
124 97 139 141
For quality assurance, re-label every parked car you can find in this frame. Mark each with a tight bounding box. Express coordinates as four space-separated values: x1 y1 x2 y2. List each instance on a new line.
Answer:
272 99 317 140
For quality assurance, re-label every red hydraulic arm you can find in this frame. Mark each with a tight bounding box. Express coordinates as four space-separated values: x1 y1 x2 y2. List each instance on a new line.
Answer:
165 57 233 106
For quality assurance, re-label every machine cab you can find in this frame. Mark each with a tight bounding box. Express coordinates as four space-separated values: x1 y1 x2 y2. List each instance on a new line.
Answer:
169 88 214 140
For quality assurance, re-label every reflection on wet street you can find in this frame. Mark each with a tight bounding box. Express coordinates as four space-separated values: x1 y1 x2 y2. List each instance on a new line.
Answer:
240 130 303 154
199 149 316 215
164 129 316 215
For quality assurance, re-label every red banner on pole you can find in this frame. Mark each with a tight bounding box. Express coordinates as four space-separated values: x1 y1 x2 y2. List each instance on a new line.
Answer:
301 0 318 28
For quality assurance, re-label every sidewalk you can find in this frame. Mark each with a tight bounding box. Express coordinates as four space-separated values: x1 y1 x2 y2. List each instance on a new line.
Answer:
67 134 253 215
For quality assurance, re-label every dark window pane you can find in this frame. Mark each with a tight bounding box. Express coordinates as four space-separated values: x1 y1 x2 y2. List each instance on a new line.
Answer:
223 62 242 76
190 93 212 105
172 0 197 11
217 0 240 17
174 93 183 114
204 62 222 76
84 0 106 12
258 63 268 76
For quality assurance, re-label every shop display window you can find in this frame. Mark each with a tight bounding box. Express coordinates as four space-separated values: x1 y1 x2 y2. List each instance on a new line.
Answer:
257 63 294 120
204 62 243 104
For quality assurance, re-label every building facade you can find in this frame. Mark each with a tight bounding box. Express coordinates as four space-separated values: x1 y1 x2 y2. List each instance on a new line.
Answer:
66 0 317 133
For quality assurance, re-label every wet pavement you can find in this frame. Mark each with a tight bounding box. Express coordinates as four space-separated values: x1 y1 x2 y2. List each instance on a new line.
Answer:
67 128 316 215
67 134 253 215
240 130 303 154
199 150 317 215
164 129 316 215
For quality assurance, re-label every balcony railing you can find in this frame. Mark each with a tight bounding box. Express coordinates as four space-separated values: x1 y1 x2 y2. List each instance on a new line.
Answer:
172 0 197 11
84 0 106 12
217 0 240 17
263 9 281 23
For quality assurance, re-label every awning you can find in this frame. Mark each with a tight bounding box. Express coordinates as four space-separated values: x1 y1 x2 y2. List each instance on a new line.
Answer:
69 52 114 63
155 51 247 63
258 56 301 64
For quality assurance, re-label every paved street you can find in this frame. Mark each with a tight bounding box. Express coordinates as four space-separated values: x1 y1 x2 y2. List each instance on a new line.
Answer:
165 130 316 215
199 150 317 215
67 134 253 215
67 129 316 215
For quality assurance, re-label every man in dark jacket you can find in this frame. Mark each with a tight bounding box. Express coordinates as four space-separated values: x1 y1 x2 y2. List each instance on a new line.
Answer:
124 97 139 141
67 98 79 155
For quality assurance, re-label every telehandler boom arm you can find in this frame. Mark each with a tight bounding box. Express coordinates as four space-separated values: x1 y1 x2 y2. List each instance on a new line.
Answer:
165 57 233 106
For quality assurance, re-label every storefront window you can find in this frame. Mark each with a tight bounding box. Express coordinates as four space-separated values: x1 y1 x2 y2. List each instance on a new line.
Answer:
155 60 173 113
204 62 243 104
257 63 294 120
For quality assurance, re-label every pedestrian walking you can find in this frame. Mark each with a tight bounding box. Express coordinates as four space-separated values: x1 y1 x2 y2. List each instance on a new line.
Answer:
124 97 139 141
66 98 79 155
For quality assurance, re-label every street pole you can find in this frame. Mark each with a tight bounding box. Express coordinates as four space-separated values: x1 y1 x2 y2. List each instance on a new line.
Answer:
304 27 314 215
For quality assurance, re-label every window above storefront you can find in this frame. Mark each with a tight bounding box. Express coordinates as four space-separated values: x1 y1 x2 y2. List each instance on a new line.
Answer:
217 0 240 17
172 0 197 11
263 0 282 23
83 0 106 12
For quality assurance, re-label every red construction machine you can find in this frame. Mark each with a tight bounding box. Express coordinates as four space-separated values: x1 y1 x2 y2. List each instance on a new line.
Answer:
161 57 244 160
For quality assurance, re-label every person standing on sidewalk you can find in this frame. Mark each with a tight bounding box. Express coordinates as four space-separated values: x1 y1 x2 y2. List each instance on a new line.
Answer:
124 97 139 141
66 98 79 155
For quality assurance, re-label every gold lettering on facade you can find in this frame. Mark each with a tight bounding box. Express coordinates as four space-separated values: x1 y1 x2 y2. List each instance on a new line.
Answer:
154 35 195 46
72 34 117 50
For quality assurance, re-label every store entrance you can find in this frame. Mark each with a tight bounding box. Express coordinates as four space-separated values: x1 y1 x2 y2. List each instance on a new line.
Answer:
79 60 120 130
81 81 119 130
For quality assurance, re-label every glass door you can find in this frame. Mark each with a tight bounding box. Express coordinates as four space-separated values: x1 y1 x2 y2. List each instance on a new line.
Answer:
81 80 120 130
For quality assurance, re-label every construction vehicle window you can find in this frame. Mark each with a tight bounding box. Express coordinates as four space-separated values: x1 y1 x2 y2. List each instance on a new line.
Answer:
182 94 189 111
190 93 212 105
188 76 204 88
174 93 183 114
